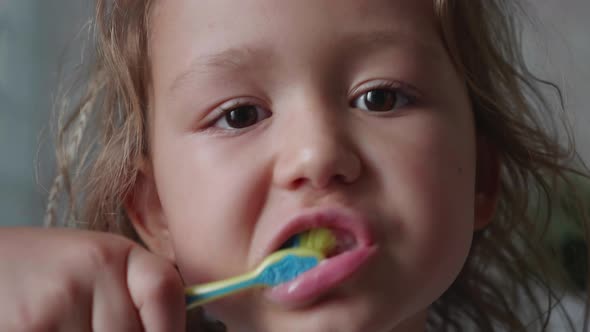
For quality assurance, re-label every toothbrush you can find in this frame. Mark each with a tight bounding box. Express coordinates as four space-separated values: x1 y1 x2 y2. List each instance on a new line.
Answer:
185 228 336 310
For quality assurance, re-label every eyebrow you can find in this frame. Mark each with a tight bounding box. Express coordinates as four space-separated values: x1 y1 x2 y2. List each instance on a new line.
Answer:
169 29 444 93
170 46 272 92
345 29 444 61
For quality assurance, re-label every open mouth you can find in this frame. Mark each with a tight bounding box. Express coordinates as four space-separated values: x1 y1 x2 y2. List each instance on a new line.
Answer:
264 207 377 307
278 227 358 258
266 207 374 259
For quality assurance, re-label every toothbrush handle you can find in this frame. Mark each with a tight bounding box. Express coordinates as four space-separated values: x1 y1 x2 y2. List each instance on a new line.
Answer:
185 272 260 309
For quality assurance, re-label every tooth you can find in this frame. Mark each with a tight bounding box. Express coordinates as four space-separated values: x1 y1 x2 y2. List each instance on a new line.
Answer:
337 232 357 251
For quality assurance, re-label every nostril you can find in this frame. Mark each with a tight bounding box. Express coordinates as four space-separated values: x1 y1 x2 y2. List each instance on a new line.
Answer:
293 178 308 189
334 173 351 184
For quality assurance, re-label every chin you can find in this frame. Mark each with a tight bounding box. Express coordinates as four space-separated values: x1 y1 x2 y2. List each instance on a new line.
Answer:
223 293 410 332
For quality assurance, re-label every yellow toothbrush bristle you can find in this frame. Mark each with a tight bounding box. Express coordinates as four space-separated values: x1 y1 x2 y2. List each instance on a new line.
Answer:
298 228 337 255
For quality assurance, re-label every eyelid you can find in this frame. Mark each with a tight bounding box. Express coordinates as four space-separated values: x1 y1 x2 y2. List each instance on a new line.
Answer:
217 97 262 114
198 97 271 135
199 97 264 126
349 79 421 102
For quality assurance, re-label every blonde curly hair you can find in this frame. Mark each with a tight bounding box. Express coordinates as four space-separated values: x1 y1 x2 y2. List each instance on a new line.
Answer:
46 0 589 331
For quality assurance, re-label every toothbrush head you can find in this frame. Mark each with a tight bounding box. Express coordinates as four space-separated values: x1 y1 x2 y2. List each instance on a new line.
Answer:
285 228 337 255
254 228 336 287
255 248 324 286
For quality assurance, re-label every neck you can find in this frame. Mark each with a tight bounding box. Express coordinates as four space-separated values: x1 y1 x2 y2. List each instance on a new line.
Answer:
389 310 428 332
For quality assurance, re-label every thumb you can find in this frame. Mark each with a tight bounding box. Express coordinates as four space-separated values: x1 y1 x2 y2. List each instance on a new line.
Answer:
127 245 186 332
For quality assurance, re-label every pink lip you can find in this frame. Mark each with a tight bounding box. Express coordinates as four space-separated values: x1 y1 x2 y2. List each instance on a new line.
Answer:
265 245 378 306
262 207 375 259
261 206 377 307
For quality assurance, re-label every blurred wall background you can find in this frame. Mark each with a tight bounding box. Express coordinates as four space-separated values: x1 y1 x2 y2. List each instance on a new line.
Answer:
0 0 588 228
0 0 91 226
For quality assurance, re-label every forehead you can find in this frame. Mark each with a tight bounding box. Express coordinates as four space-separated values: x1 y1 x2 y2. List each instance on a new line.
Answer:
151 0 435 25
149 0 440 89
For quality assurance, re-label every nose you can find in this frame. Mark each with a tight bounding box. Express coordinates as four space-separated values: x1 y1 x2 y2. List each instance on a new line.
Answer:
273 110 362 190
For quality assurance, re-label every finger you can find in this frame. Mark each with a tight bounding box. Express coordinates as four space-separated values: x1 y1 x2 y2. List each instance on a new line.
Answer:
54 276 93 332
91 252 143 332
5 273 93 332
127 246 186 332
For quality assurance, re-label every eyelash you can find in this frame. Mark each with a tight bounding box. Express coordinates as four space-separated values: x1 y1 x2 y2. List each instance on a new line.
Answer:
349 80 419 111
202 99 271 136
203 80 419 134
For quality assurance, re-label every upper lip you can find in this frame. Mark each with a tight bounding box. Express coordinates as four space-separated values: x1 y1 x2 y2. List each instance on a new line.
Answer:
261 206 375 259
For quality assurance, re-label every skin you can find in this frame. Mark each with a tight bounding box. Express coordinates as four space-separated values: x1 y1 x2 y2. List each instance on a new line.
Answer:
128 0 501 331
0 228 185 332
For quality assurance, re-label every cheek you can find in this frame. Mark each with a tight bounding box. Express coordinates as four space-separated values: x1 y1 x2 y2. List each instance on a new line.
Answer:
371 112 476 294
151 133 269 283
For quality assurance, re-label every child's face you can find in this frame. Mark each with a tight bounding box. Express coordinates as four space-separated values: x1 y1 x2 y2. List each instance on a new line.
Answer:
134 0 497 331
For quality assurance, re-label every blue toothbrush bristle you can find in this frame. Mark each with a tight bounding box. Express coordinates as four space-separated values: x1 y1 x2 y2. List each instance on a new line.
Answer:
257 253 319 286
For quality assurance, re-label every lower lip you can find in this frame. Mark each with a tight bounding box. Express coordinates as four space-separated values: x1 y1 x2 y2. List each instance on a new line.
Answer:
265 245 377 307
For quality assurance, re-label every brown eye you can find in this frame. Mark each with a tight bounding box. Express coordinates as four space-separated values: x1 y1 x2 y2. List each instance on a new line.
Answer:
352 89 410 112
215 105 271 129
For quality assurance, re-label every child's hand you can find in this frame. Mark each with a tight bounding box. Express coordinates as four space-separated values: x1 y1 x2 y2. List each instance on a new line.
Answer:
0 227 186 332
